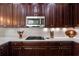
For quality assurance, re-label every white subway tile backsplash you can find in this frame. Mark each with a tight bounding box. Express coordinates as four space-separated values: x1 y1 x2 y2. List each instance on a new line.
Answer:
0 28 79 39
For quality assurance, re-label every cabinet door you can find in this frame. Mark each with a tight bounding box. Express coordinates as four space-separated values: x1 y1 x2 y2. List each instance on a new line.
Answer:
44 4 50 28
74 42 79 56
0 43 9 56
11 47 22 56
59 46 72 56
24 3 44 16
48 46 59 56
59 42 73 56
0 4 12 27
73 4 79 27
49 4 56 27
31 3 43 16
54 4 70 27
45 3 70 27
12 4 26 27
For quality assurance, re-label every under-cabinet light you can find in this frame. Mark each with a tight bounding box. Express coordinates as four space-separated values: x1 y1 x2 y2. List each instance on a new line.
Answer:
43 28 48 32
50 28 55 31
55 28 60 31
62 28 67 31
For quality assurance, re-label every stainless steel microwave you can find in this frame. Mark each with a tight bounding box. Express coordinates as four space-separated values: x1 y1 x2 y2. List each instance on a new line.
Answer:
26 16 45 27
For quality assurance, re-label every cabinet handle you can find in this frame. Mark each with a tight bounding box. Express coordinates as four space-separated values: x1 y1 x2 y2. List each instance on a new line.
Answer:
24 48 46 50
24 48 33 49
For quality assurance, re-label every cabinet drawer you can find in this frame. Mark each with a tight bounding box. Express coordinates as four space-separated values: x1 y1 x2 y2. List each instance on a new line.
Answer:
59 41 73 46
22 42 61 47
22 42 49 46
10 42 23 46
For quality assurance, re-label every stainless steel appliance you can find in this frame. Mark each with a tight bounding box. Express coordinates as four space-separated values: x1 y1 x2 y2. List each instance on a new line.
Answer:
26 16 45 27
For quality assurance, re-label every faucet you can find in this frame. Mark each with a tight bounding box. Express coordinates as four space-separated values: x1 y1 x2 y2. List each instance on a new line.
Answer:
17 31 24 39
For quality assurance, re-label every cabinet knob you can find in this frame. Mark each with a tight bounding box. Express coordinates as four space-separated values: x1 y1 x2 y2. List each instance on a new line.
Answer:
24 47 46 50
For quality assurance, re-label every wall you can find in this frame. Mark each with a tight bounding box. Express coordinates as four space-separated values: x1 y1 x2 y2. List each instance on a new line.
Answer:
0 27 79 44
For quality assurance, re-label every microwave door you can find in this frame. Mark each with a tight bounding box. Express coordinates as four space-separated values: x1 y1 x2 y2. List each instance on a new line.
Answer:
27 18 40 27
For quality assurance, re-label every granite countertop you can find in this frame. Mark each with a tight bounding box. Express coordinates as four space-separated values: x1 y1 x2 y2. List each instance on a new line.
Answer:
0 37 79 45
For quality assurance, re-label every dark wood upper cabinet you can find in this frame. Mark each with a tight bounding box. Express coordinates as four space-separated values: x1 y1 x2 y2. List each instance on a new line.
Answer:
73 4 79 27
12 4 26 27
0 3 26 28
54 4 69 27
0 3 79 28
45 3 70 27
24 3 45 16
0 4 13 27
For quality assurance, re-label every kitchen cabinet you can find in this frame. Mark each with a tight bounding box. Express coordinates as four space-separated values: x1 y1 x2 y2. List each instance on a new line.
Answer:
24 3 45 16
0 42 9 56
54 4 70 27
59 42 73 56
0 3 26 28
42 4 49 27
0 3 13 27
73 42 79 56
11 3 79 27
12 4 26 27
0 3 78 28
73 4 79 27
9 42 23 56
45 3 71 27
9 41 73 56
11 46 23 56
13 3 77 27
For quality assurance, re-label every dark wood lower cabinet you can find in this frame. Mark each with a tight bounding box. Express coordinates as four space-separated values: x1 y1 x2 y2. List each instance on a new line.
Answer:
0 41 75 56
9 41 73 56
0 42 9 56
11 47 22 56
73 42 79 56
60 47 72 56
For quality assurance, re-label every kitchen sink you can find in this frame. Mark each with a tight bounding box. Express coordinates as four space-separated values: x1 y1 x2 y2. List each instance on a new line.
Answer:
25 36 44 40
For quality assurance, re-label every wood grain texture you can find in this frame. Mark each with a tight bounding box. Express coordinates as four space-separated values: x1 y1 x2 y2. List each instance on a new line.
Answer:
0 3 78 27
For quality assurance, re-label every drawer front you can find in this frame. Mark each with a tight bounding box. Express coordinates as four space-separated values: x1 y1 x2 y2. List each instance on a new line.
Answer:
59 41 73 46
10 42 23 46
22 42 60 46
